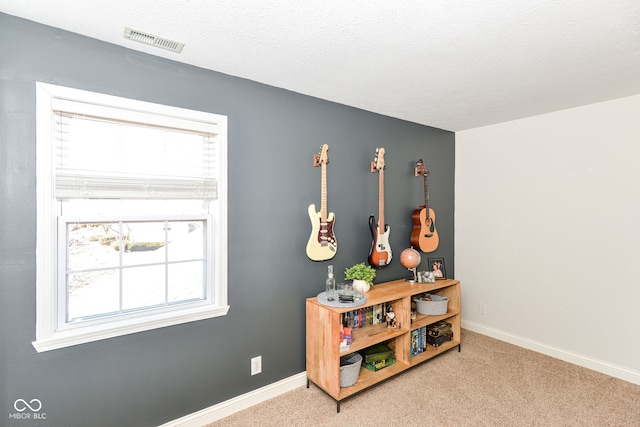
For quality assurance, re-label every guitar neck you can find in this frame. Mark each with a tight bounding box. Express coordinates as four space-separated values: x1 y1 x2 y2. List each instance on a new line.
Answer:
423 173 429 211
320 162 327 221
378 169 385 227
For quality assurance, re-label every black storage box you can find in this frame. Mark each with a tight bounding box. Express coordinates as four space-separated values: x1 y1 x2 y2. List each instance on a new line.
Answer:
426 331 453 347
427 321 452 338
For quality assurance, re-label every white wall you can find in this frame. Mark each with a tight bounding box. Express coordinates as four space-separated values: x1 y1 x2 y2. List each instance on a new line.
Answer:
456 94 640 384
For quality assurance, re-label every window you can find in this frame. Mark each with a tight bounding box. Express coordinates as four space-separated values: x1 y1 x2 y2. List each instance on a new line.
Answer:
34 82 228 352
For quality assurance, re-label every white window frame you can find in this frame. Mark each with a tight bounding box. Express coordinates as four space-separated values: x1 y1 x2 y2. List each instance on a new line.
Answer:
34 82 229 352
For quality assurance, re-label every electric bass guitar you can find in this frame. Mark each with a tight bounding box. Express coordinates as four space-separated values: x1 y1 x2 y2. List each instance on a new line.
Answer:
368 147 392 267
410 159 439 252
306 144 337 261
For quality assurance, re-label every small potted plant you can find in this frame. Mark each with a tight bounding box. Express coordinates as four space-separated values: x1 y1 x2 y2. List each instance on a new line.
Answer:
344 262 376 293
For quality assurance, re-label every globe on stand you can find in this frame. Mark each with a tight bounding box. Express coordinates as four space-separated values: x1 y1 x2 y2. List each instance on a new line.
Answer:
400 247 421 282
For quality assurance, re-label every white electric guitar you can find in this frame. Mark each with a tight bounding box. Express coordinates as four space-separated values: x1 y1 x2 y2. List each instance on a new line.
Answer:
306 144 337 261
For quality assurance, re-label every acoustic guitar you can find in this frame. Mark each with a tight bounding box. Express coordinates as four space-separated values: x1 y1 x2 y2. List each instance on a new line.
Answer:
410 159 439 252
306 144 337 261
368 148 392 267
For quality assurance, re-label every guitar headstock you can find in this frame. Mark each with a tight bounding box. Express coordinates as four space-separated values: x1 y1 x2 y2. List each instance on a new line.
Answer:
313 144 329 167
371 147 386 173
415 159 428 177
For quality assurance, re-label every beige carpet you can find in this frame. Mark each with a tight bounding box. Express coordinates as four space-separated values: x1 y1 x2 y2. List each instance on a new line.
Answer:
207 330 640 426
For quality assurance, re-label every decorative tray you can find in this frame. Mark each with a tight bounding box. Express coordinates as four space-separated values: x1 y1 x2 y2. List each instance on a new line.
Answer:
317 291 366 308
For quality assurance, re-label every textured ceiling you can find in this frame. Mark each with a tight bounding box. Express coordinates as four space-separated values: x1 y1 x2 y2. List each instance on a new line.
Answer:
2 0 639 131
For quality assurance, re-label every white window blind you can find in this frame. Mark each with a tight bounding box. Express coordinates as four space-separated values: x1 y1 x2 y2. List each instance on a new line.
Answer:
53 101 218 200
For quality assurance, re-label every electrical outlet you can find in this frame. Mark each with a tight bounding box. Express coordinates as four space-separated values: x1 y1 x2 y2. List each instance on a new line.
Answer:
478 303 487 315
251 356 262 376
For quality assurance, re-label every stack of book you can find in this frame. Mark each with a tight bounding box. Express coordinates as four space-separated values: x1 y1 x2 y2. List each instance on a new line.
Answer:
410 321 453 357
340 302 391 331
360 343 396 372
410 327 427 357
426 320 453 347
339 324 352 352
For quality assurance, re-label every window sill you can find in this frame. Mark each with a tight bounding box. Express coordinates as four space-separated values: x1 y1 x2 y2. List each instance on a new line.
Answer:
32 303 230 353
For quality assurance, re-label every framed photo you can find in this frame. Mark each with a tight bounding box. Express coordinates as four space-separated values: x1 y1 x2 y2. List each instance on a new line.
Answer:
427 258 446 279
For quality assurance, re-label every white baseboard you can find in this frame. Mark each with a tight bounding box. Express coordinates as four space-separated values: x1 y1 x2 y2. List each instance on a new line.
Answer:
160 372 308 427
462 320 640 386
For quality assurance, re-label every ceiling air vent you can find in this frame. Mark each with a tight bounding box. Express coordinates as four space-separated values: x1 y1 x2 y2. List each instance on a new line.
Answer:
124 27 185 53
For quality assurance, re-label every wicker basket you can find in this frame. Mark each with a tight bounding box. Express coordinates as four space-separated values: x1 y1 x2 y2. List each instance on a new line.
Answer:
339 352 362 387
414 294 449 315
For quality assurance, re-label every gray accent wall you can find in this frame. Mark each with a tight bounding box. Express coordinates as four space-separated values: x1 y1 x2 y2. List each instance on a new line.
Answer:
0 13 454 427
